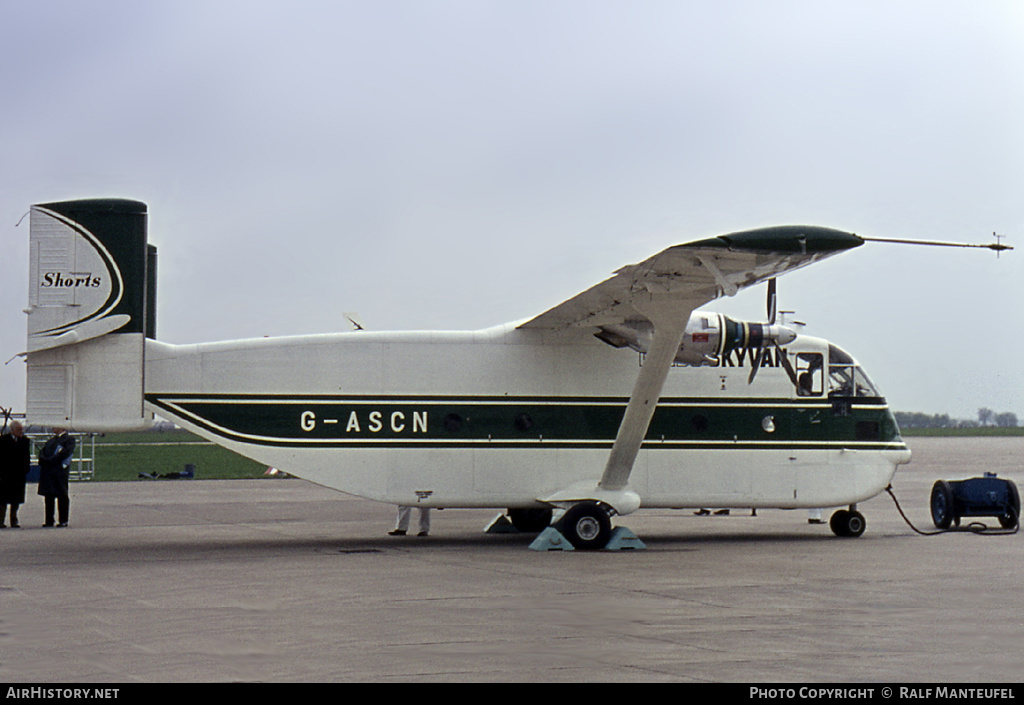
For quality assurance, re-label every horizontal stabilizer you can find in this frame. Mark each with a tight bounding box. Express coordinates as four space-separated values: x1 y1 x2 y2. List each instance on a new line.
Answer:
26 314 130 354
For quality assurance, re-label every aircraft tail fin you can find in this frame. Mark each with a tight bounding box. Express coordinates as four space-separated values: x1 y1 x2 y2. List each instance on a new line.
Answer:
25 199 155 431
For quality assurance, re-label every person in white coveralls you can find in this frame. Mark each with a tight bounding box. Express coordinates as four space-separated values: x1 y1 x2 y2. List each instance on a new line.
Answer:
389 505 430 537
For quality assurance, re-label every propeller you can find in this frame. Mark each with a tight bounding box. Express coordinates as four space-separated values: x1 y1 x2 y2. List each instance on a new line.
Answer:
747 278 798 385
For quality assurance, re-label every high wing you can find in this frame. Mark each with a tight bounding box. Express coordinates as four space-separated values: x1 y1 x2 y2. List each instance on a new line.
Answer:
518 225 864 333
520 226 865 511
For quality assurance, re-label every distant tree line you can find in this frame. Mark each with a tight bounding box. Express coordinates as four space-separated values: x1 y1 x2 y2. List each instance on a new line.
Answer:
894 408 1019 429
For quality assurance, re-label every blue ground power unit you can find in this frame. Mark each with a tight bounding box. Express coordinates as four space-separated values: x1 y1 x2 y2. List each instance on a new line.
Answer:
930 473 1020 530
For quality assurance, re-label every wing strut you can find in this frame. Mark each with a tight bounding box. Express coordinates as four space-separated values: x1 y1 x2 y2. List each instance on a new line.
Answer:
599 305 688 492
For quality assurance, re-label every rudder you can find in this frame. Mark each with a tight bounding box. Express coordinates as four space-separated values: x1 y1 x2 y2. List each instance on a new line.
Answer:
25 199 154 431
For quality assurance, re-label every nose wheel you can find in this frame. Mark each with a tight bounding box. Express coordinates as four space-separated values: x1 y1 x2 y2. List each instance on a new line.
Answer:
829 508 866 537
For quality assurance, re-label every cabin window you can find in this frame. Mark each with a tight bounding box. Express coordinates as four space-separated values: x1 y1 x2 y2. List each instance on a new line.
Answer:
514 413 534 432
443 413 463 432
795 353 824 396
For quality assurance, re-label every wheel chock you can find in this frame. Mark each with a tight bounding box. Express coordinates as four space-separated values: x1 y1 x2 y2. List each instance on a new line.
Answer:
484 513 519 534
605 526 646 550
527 526 646 551
528 527 574 551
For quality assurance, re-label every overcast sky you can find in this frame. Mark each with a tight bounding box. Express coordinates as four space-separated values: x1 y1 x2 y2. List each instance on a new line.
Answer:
2 1 1022 422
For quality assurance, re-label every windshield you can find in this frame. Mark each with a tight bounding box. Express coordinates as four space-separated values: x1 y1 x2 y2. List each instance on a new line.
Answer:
828 344 880 398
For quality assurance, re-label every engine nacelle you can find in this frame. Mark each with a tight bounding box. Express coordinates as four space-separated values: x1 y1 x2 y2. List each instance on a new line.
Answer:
595 312 796 366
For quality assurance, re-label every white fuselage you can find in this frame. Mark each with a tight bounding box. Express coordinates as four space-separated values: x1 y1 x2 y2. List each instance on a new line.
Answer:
143 320 910 512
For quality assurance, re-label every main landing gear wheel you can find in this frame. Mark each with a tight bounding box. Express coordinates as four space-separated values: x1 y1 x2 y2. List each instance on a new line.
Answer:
507 507 554 533
558 502 613 550
829 509 866 538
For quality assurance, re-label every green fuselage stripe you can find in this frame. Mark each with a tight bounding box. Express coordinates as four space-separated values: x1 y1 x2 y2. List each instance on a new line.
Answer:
146 394 903 450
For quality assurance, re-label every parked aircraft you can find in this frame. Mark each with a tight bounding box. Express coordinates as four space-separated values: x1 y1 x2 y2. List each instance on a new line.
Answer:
19 199 1006 548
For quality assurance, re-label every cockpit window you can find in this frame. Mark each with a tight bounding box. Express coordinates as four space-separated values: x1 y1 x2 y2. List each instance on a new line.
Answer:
796 352 824 396
828 344 880 398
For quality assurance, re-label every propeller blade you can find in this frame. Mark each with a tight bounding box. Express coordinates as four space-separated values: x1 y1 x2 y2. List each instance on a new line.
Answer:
748 341 798 387
747 343 767 384
776 343 798 387
746 285 779 385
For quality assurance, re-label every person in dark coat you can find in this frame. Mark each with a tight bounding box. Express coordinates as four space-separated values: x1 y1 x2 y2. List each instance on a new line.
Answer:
37 427 75 528
0 421 31 528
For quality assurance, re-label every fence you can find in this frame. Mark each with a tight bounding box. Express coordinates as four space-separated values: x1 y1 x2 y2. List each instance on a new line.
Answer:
25 432 96 482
